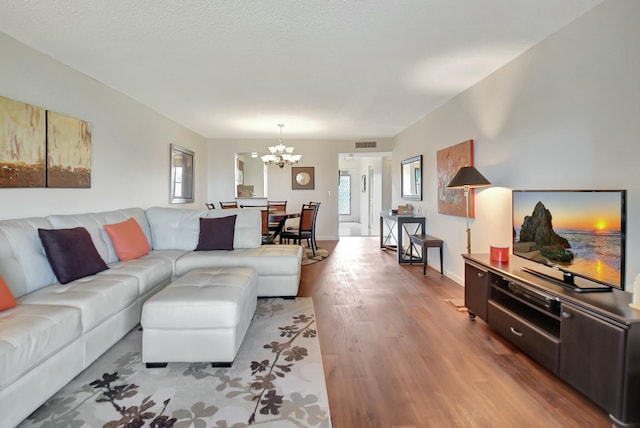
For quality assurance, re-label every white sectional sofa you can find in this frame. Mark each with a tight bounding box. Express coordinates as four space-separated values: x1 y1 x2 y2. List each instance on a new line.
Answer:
0 206 302 427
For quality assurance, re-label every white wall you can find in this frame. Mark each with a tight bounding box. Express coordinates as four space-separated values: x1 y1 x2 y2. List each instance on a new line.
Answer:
207 138 393 240
0 33 207 220
393 0 640 288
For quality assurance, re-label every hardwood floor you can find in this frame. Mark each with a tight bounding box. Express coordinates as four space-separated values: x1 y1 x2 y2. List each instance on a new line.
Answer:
299 237 610 428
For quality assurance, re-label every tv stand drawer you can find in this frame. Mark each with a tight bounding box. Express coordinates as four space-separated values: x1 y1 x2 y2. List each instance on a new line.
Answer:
488 301 560 373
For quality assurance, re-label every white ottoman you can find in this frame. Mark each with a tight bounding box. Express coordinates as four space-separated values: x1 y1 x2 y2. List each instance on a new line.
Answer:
141 267 257 368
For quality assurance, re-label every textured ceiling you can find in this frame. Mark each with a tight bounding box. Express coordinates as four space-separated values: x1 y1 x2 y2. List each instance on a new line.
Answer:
0 0 604 139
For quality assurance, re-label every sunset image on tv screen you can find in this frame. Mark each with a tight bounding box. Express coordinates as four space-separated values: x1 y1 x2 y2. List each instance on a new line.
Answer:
513 191 624 288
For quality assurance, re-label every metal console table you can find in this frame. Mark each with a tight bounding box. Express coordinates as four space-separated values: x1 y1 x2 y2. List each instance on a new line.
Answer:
379 212 426 264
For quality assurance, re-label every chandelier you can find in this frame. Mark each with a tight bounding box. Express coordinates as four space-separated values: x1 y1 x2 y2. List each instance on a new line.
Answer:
261 124 301 168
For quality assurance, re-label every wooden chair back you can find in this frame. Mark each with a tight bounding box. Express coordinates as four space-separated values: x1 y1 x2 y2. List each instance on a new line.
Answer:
268 201 287 211
299 204 317 233
260 209 269 235
219 201 238 209
308 202 320 227
260 208 278 244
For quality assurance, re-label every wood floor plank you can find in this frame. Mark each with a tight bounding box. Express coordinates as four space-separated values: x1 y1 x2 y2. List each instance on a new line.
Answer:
300 237 610 428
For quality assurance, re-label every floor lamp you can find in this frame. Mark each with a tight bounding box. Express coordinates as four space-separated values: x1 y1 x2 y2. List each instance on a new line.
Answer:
447 166 491 254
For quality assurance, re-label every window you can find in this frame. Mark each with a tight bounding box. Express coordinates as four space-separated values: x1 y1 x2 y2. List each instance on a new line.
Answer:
338 172 351 215
170 144 194 204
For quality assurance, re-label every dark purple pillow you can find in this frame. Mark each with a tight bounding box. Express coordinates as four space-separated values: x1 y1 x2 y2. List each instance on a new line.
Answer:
195 215 236 251
38 227 109 284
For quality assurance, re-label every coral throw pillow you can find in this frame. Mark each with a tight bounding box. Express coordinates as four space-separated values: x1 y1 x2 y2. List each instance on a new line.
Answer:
104 217 151 261
0 275 17 312
195 215 236 251
38 227 109 284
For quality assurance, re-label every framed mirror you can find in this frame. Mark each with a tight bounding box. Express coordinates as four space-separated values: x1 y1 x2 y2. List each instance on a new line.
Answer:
235 153 267 197
401 155 422 200
170 144 194 204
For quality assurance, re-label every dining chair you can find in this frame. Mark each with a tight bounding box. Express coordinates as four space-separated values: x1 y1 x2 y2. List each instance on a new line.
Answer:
267 201 287 231
240 204 268 209
205 203 215 210
219 201 238 209
286 201 321 230
308 202 320 252
260 208 277 244
280 204 318 256
268 200 287 211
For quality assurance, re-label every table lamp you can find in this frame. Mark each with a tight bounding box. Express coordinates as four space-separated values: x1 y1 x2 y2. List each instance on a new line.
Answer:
447 166 491 254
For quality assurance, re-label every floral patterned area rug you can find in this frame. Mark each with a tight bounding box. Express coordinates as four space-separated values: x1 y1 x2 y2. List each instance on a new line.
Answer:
20 298 331 428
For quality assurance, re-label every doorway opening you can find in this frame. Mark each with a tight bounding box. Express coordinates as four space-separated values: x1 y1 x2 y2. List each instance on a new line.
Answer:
338 152 391 237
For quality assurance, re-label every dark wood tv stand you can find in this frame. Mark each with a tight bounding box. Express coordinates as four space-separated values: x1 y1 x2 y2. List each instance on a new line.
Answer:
463 254 640 428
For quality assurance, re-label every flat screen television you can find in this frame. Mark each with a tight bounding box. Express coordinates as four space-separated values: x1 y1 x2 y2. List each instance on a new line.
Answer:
512 190 626 292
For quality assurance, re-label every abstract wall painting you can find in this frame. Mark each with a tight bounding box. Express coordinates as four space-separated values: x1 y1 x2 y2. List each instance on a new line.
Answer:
46 111 91 188
0 96 46 187
437 139 475 218
0 96 92 188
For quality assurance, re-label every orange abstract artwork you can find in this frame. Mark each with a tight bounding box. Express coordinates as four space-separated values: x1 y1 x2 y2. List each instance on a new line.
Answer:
437 139 474 218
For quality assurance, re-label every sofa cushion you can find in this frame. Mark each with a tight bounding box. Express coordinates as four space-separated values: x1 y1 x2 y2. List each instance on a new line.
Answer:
19 274 139 332
104 217 151 261
139 249 188 276
0 276 16 312
0 304 82 388
175 244 303 277
101 255 173 295
195 215 236 251
0 217 58 298
38 227 109 284
145 207 261 250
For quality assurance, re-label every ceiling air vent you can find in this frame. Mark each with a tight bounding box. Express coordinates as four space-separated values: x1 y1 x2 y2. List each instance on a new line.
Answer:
355 141 377 149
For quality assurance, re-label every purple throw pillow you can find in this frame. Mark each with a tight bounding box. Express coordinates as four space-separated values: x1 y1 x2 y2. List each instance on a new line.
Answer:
38 227 109 284
195 215 236 251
